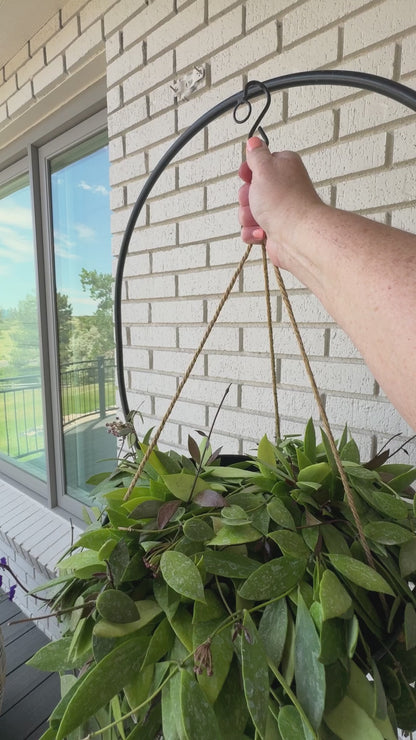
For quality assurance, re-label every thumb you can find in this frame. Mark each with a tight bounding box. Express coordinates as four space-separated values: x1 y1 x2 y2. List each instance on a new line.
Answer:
246 136 272 173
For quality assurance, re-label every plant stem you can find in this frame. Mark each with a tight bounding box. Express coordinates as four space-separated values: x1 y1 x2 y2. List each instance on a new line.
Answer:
268 661 318 739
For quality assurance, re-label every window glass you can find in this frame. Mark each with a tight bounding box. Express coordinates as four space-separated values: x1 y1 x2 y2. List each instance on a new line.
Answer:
50 133 116 502
0 174 46 480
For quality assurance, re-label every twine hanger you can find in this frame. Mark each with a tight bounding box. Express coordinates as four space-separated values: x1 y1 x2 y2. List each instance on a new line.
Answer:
123 81 375 573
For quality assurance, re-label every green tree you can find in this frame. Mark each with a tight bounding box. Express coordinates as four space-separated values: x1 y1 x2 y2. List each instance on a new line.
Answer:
8 294 41 372
79 268 114 357
56 292 73 365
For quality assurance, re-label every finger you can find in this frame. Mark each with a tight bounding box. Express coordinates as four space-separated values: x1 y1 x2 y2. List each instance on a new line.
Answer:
238 160 252 183
241 226 266 244
238 204 259 228
238 182 250 206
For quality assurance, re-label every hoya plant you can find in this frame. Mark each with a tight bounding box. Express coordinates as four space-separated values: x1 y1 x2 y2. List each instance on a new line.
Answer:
29 420 416 740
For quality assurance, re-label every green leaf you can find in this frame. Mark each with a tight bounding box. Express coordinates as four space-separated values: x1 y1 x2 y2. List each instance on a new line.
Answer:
180 669 221 739
399 537 416 577
221 504 251 526
319 570 352 620
241 610 269 739
303 418 317 464
405 603 416 650
325 695 384 740
268 530 310 559
193 618 233 703
160 550 205 602
27 636 89 672
353 481 409 520
328 554 394 596
319 618 347 665
278 705 307 740
208 523 262 546
93 599 162 638
162 471 207 502
340 439 360 463
203 549 259 579
96 589 140 623
108 539 131 587
162 671 182 740
320 524 350 555
259 598 288 669
214 656 249 739
55 635 147 739
267 498 296 531
386 466 416 493
238 557 306 601
298 462 331 486
183 518 214 541
257 434 277 476
363 521 413 545
57 549 103 572
142 617 174 668
295 593 326 730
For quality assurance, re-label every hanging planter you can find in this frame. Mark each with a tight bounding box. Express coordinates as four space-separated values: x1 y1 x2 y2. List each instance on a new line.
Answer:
28 420 416 739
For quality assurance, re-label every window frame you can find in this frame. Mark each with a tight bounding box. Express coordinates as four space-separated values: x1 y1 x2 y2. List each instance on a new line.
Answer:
0 108 111 520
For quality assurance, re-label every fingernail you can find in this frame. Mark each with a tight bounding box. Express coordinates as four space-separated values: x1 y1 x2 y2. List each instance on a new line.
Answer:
247 137 263 152
253 228 265 239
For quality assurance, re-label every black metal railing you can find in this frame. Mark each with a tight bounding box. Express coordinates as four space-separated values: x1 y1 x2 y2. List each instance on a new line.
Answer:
0 357 116 460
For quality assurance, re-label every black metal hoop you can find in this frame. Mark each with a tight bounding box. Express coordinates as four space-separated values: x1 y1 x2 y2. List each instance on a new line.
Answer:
114 69 416 419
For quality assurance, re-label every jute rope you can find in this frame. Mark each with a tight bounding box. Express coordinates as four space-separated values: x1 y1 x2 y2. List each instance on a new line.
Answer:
123 235 375 570
124 241 254 501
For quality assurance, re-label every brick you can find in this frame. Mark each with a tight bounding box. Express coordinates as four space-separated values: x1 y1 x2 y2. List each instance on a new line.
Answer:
175 6 243 71
7 81 33 117
0 103 7 124
17 49 45 88
328 329 361 359
122 347 150 368
127 168 176 202
280 358 375 394
177 78 238 132
129 222 177 251
283 0 374 45
130 324 176 347
108 135 124 161
208 352 273 383
179 206 237 244
212 407 276 442
4 44 29 80
129 369 177 396
392 119 416 163
302 132 386 183
107 42 144 87
147 0 205 60
209 237 249 267
111 204 146 233
241 384 317 419
149 83 175 116
33 55 66 96
179 325 240 352
251 27 338 81
46 18 79 62
80 0 116 30
207 293 276 324
125 110 176 153
66 21 104 71
281 292 333 324
206 174 238 210
123 50 174 102
325 395 412 436
401 30 416 74
335 164 416 211
148 130 204 170
0 75 18 107
179 142 241 187
151 299 205 323
153 349 204 375
110 185 125 209
343 0 416 56
119 300 149 324
106 31 122 62
150 187 204 224
339 91 413 137
180 376 239 405
107 84 122 113
152 243 207 273
122 0 175 48
243 326 326 356
61 0 88 23
30 14 61 54
245 0 294 30
178 265 246 297
128 273 176 300
123 252 150 277
390 204 416 232
211 21 278 84
108 97 147 137
109 151 146 183
156 397 206 426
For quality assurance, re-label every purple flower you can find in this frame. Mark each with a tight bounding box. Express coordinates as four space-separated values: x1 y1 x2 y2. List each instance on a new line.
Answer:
7 585 16 601
0 575 2 587
0 557 7 566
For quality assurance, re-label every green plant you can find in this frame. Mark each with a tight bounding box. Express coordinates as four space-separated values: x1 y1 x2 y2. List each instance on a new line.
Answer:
30 420 416 740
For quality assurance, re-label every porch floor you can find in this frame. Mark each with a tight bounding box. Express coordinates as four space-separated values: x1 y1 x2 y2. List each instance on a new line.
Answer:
0 592 60 739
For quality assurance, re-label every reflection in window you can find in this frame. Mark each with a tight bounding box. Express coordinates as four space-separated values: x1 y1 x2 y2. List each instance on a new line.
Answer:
50 133 116 502
0 174 46 479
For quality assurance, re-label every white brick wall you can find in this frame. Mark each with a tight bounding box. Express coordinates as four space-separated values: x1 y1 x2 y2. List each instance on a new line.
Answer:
1 0 416 632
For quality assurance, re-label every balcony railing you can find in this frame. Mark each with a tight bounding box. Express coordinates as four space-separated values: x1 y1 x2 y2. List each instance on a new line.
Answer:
0 357 116 460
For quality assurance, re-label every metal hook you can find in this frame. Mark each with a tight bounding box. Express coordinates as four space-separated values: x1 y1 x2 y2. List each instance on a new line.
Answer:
233 80 271 146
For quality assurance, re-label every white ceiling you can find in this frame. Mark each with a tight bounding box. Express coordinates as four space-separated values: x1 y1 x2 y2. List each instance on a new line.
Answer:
0 0 63 68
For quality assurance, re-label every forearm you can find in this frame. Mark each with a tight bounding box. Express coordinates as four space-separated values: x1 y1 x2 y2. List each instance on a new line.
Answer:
287 204 416 430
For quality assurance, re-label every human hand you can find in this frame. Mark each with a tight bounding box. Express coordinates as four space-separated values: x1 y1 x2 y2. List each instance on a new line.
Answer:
238 137 322 270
